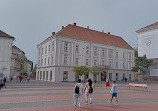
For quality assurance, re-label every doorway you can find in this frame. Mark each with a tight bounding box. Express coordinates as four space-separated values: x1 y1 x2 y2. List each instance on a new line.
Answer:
101 71 106 81
63 71 68 81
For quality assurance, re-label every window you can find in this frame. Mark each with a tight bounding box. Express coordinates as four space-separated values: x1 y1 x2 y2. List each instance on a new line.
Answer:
52 42 54 51
75 58 79 65
86 46 89 54
45 46 47 54
37 71 39 80
129 74 132 81
94 59 97 66
38 60 40 66
123 63 125 69
64 56 68 65
43 71 45 80
123 53 125 59
48 45 50 53
94 47 98 56
45 58 46 66
115 62 118 68
116 73 119 81
46 71 48 80
50 71 52 81
86 59 89 66
75 45 79 53
109 60 113 67
64 42 68 51
102 49 105 57
128 62 132 69
40 71 42 80
102 59 105 66
42 48 43 55
116 52 118 58
41 59 43 66
52 57 54 65
109 73 112 81
128 52 132 60
48 57 50 65
108 49 113 59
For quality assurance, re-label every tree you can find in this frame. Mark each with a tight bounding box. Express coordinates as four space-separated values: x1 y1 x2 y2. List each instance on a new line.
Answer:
132 55 153 76
73 66 90 76
90 66 104 81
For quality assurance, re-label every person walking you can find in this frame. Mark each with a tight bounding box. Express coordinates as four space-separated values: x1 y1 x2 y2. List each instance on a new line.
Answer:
108 81 118 105
0 77 3 91
84 79 95 104
3 77 6 88
106 78 110 89
74 79 83 109
27 76 30 82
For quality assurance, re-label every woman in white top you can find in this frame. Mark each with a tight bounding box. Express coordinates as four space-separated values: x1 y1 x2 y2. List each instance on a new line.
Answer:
84 79 95 104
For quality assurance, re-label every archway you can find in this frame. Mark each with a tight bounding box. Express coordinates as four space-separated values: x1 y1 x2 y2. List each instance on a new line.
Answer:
101 71 107 81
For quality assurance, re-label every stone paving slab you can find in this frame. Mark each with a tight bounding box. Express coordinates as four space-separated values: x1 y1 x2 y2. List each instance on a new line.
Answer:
0 80 158 111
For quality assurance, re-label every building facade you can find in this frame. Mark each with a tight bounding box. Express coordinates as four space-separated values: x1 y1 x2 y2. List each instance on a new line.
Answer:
36 23 135 82
0 30 15 78
136 22 158 77
10 45 25 77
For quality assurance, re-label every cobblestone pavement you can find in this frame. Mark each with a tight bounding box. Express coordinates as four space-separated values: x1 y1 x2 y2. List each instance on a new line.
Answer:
0 80 158 111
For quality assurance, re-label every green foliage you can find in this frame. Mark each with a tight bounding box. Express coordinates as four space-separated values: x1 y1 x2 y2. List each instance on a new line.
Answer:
132 55 153 75
90 66 104 75
73 66 90 76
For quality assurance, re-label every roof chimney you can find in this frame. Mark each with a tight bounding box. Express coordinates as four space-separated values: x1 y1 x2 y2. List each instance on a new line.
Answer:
87 26 89 29
62 26 64 29
52 32 55 36
73 22 77 26
108 32 110 35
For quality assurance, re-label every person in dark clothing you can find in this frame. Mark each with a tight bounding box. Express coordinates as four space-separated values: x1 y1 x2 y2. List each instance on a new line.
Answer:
19 76 22 83
3 77 6 88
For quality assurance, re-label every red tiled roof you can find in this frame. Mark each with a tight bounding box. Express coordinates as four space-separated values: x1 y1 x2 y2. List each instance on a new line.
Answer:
0 30 14 39
136 22 158 33
56 24 133 50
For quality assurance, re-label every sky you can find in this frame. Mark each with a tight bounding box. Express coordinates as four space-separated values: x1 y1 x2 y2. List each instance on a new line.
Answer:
0 0 158 65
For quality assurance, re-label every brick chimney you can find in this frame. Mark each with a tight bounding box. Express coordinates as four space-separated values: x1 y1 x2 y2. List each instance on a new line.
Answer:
73 22 77 26
62 26 64 29
52 32 55 36
108 32 110 34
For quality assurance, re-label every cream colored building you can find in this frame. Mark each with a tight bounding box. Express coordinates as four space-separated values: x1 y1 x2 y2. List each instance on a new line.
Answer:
0 30 15 78
36 23 135 82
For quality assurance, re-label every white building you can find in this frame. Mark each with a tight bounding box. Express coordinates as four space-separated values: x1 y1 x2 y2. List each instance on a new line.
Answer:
136 22 158 77
36 23 135 82
0 30 15 78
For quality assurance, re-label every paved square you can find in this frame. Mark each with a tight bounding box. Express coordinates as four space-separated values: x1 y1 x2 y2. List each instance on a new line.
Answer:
0 80 158 111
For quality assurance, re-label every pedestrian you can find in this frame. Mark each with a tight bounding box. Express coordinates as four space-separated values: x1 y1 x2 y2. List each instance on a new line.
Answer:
3 77 6 88
19 76 22 83
84 79 95 104
27 76 30 82
106 78 110 89
0 77 3 91
108 81 118 105
74 79 83 109
17 76 19 83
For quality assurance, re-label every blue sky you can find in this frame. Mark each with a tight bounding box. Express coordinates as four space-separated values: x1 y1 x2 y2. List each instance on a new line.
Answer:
0 0 158 64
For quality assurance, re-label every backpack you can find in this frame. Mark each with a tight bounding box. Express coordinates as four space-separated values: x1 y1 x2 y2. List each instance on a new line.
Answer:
75 85 79 94
89 85 93 93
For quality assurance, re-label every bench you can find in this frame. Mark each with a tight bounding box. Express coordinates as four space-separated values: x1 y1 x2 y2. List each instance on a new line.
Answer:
129 83 148 91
